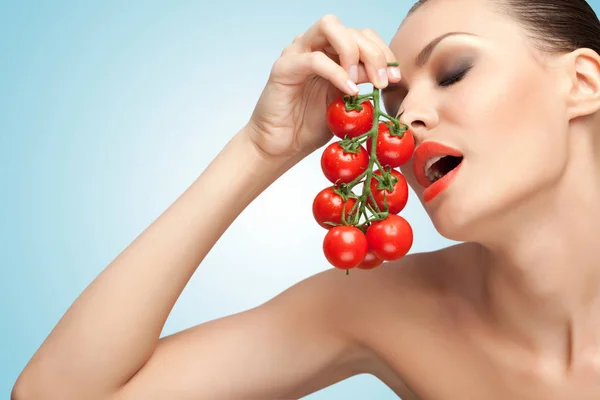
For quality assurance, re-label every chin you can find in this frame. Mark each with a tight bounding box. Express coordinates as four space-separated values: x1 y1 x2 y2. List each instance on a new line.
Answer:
411 167 483 242
426 193 481 242
417 168 513 243
424 175 561 246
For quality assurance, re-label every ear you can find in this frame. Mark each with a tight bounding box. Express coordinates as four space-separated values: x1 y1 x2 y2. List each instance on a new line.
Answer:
563 48 600 121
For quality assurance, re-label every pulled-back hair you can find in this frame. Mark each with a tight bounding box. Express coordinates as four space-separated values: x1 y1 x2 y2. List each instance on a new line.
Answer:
409 0 600 56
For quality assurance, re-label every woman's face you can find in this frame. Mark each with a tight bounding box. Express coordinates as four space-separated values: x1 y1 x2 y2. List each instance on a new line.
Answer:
384 0 570 241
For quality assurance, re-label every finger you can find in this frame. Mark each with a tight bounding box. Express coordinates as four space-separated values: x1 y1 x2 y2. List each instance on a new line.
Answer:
270 51 360 96
322 51 374 85
281 34 306 56
348 29 391 88
359 28 402 82
297 15 360 82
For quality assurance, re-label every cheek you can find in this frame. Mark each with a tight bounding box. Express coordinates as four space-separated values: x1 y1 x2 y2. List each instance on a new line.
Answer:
468 62 567 169
400 161 420 192
400 160 428 206
465 66 569 208
467 67 539 131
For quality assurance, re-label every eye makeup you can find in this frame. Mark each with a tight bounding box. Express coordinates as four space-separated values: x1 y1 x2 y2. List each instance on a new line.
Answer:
382 49 478 116
438 63 474 87
434 49 475 84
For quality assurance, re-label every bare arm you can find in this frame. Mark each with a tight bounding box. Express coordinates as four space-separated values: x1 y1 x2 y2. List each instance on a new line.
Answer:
13 130 357 400
12 14 402 400
115 268 368 400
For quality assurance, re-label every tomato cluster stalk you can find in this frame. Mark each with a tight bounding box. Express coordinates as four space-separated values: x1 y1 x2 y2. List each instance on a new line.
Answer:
336 90 406 229
314 62 415 274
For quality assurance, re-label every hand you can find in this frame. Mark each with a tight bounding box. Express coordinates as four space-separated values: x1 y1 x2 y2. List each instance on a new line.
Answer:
245 14 402 160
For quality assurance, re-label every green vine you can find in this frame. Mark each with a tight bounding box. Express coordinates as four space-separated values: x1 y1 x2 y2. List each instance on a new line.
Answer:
330 62 409 231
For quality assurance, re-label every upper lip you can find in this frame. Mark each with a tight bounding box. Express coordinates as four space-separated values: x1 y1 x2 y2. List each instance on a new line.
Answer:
412 141 464 188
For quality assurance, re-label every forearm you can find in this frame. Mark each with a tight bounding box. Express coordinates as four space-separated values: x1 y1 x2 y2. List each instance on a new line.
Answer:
15 127 300 399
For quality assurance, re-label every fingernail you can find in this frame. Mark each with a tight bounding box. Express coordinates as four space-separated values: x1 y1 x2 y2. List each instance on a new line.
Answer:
349 65 358 83
387 66 401 79
346 79 359 94
377 68 388 87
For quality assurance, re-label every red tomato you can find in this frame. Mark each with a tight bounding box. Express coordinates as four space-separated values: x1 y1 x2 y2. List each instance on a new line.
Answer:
323 226 368 269
369 169 409 215
367 122 415 168
312 187 358 229
357 249 384 270
366 214 413 261
321 142 369 184
326 97 374 139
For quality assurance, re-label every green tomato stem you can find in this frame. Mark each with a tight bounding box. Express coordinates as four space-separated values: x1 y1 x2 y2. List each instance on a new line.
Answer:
335 84 409 228
366 202 379 216
356 93 374 102
347 170 368 189
354 127 377 141
379 111 400 124
368 191 382 214
355 89 383 225
349 196 362 217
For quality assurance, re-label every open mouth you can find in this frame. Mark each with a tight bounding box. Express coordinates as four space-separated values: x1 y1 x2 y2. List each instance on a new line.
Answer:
412 141 464 190
425 155 464 184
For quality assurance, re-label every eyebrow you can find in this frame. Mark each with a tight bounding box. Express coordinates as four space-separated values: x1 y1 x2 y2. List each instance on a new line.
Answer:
416 31 477 67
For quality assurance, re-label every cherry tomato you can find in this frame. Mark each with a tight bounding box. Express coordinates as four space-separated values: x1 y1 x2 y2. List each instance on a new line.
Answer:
312 187 358 229
323 226 368 269
357 249 384 270
321 142 369 184
326 97 374 139
369 169 409 215
366 214 413 261
367 122 415 168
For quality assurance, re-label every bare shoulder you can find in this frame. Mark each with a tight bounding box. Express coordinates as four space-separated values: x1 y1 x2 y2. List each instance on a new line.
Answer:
120 243 477 400
344 241 483 331
266 242 479 332
335 242 479 312
326 242 482 397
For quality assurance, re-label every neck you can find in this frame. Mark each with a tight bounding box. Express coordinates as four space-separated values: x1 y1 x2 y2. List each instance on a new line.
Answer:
475 120 600 371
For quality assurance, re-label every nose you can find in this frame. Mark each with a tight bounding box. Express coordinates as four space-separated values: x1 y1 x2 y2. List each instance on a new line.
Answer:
398 104 439 144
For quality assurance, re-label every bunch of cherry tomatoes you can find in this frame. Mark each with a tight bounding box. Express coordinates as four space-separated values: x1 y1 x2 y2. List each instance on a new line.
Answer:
312 88 415 273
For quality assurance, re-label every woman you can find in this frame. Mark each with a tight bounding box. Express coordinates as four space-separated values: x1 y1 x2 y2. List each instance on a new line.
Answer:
12 0 600 398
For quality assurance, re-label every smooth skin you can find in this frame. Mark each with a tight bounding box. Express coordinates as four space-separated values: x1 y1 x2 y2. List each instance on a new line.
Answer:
12 0 600 399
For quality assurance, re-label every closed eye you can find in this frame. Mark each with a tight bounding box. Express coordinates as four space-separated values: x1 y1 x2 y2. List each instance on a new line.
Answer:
439 65 472 87
383 65 473 116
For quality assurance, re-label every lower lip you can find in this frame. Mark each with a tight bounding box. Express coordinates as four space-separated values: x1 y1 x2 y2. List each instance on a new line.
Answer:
423 162 463 203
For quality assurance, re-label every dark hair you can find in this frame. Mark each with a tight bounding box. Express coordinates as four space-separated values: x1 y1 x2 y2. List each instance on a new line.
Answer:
408 0 600 56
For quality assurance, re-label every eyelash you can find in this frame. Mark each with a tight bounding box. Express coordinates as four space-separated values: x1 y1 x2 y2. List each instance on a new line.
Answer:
439 66 472 87
386 65 473 115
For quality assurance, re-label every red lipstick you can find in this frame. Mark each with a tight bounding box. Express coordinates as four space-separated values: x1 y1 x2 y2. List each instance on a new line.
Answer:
412 142 463 203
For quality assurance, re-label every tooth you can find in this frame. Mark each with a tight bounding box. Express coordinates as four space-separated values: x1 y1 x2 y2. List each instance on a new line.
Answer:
425 156 443 181
426 169 444 183
425 156 443 174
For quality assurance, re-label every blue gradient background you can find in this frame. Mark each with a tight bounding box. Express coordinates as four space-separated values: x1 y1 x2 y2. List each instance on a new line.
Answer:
3 0 600 398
